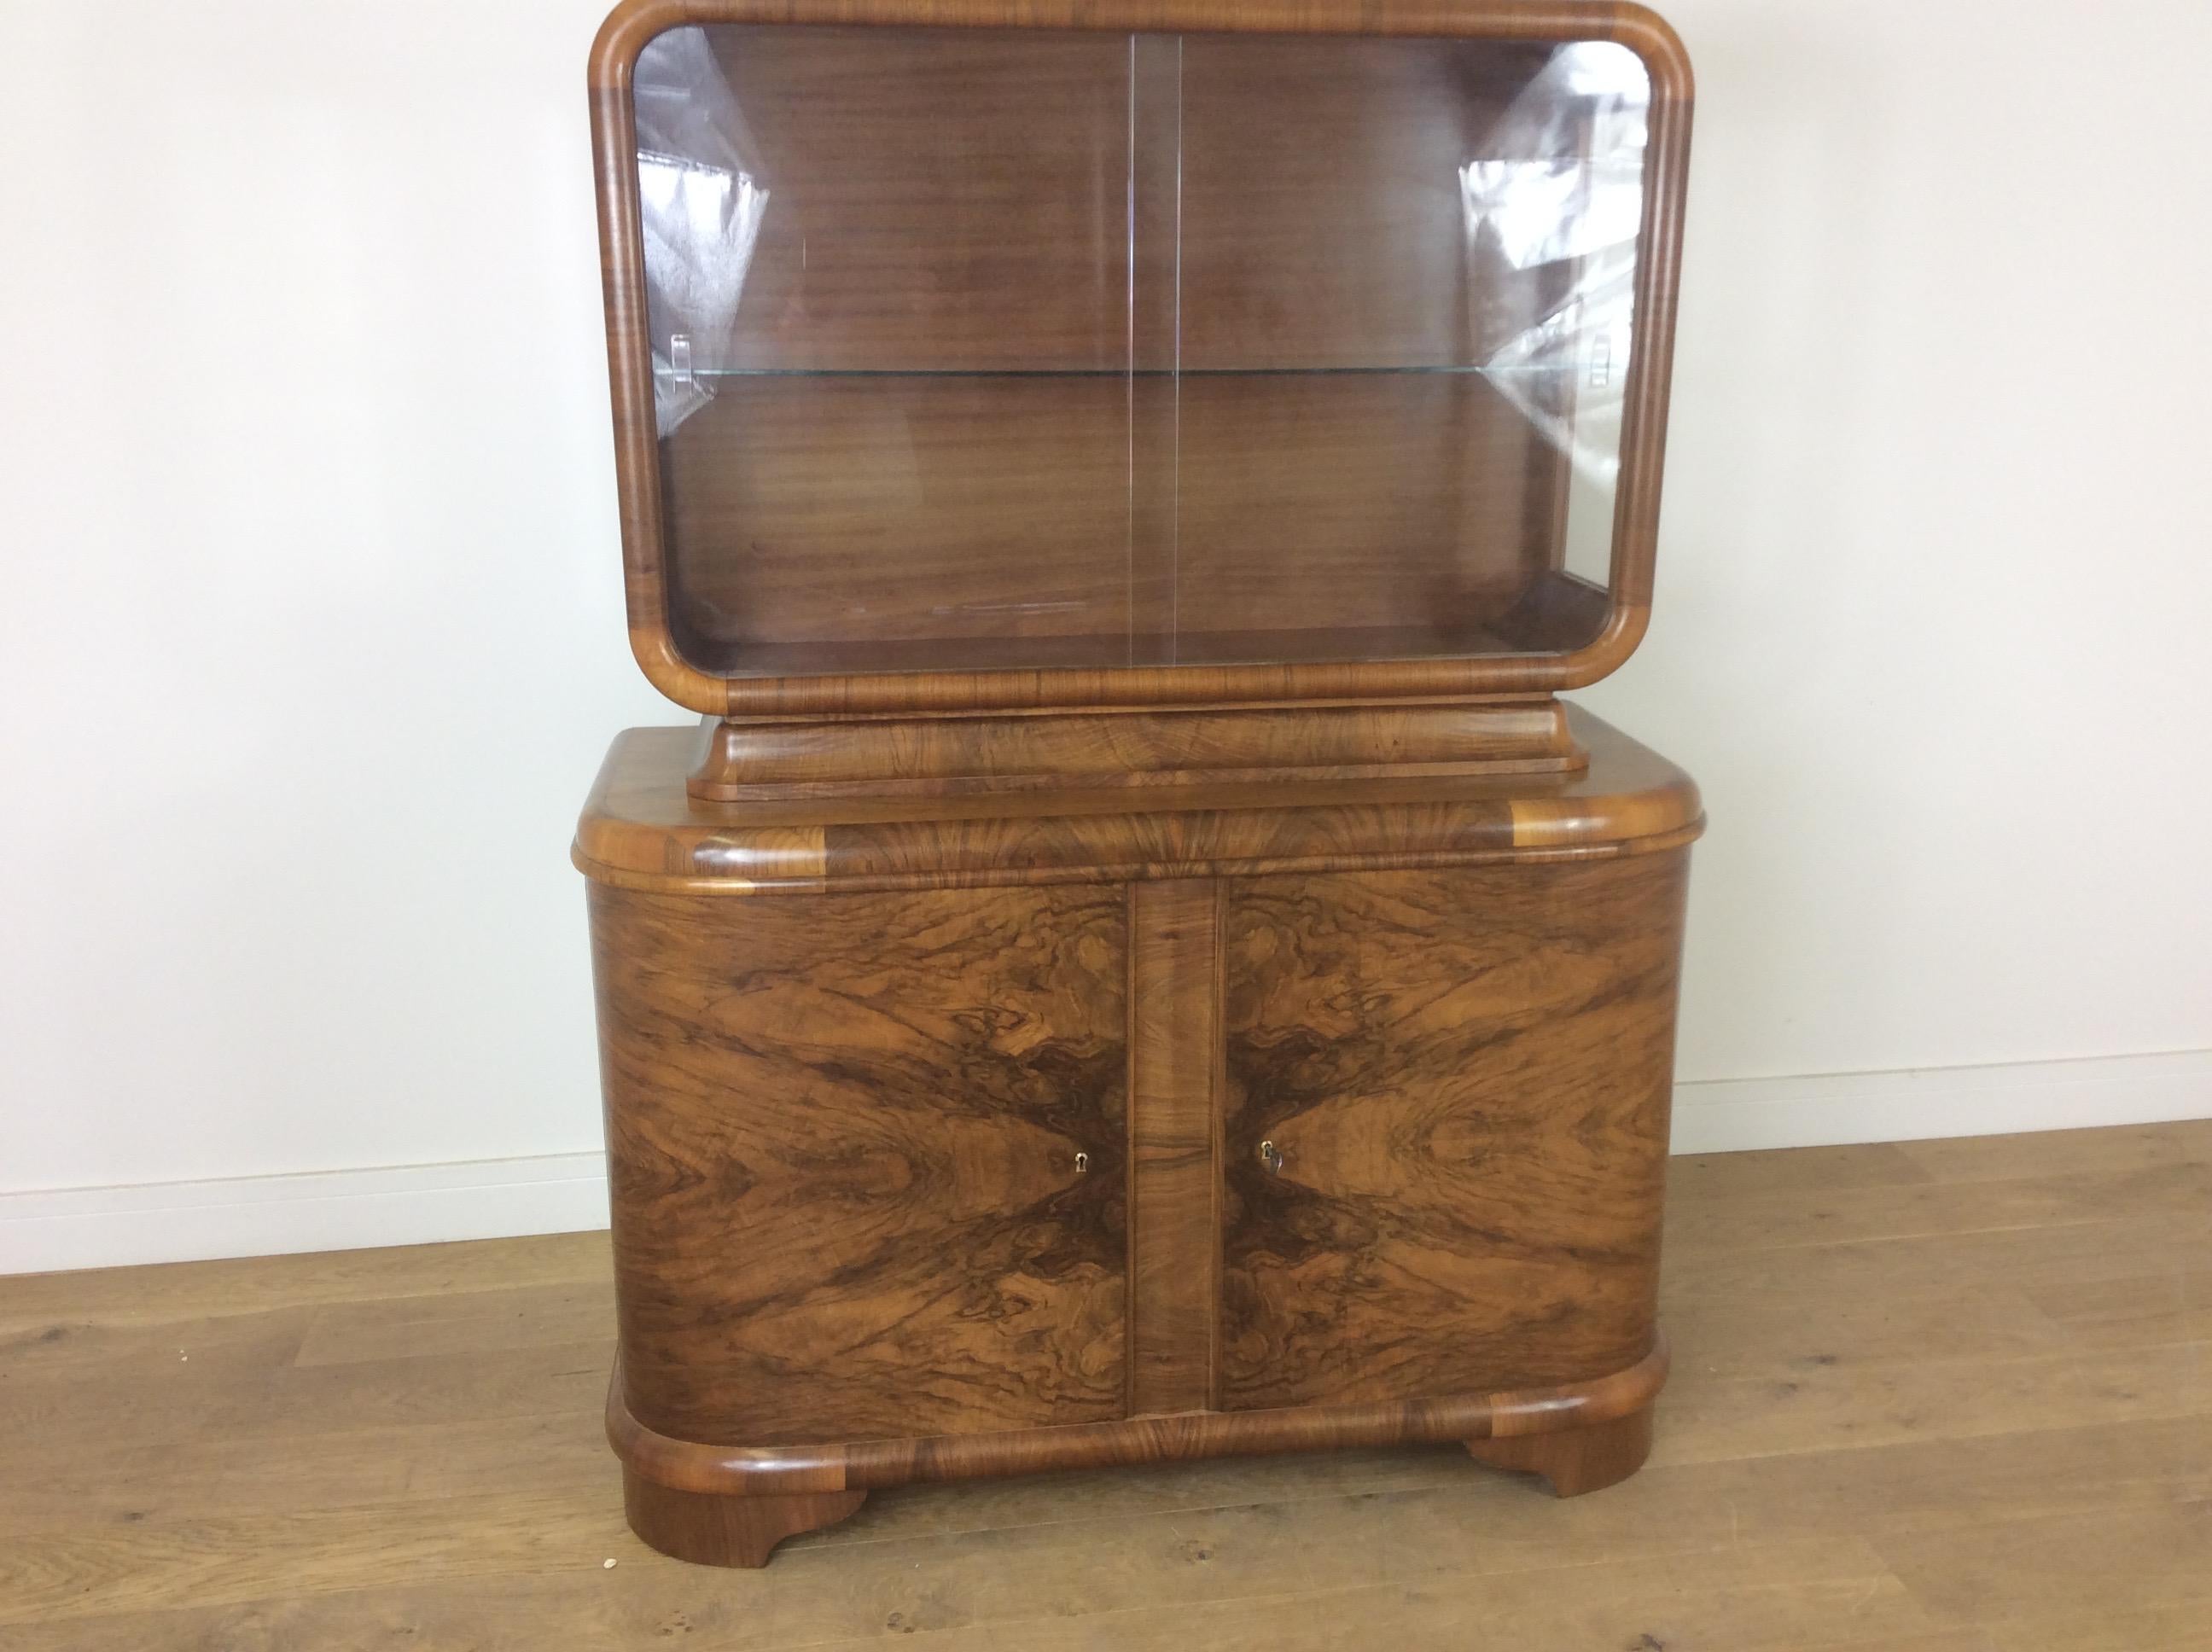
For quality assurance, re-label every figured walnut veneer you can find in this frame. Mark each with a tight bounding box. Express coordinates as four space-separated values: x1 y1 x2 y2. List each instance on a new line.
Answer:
591 881 1129 1447
1126 879 1228 1416
581 708 1698 1566
1220 855 1686 1411
578 706 1701 895
683 700 1592 803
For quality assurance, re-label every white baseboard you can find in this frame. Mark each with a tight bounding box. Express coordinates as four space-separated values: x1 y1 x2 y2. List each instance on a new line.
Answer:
4 1050 2208 1276
0 1152 608 1277
1667 1047 2212 1155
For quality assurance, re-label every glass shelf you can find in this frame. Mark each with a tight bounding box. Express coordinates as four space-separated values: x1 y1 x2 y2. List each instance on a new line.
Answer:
661 365 1586 378
678 602 1612 678
633 23 1650 678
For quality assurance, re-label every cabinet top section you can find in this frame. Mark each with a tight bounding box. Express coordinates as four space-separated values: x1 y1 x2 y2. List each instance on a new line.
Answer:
589 1 1693 718
573 705 1702 893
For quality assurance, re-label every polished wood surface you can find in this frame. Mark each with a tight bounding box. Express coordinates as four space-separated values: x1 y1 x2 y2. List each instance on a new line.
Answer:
661 374 1580 672
621 1473 866 1568
686 27 1137 374
578 703 1703 895
675 621 1585 680
1220 852 1686 1410
589 0 1695 717
1466 1402 1655 1496
581 719 1697 1562
1175 33 1563 369
609 1339 1667 1494
6 1120 2209 1645
676 26 1558 372
591 881 1128 1446
683 699 1587 800
660 375 1132 666
1125 880 1225 1416
1170 374 1570 641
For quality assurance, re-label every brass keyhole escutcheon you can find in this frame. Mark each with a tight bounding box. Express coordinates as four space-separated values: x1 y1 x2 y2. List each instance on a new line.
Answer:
1258 1140 1283 1174
1074 1151 1089 1175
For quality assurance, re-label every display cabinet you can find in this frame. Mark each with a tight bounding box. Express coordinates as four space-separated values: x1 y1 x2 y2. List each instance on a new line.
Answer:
579 0 1699 1567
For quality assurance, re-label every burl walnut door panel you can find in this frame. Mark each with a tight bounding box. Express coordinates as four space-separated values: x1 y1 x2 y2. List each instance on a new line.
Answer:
1219 852 1689 1411
590 883 1128 1446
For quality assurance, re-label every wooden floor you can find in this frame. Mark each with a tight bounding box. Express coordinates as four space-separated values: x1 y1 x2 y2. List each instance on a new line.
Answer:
2 1121 2208 1649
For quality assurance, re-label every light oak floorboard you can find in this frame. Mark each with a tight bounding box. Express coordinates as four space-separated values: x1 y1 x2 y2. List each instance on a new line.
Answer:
1895 1117 2212 1184
1661 1158 2212 1257
1 1121 2208 1647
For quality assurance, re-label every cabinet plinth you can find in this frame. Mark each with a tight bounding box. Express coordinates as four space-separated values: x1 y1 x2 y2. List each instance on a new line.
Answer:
579 707 1699 1566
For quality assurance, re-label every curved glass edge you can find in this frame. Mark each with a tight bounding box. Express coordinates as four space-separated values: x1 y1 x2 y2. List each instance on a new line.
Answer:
619 25 1663 682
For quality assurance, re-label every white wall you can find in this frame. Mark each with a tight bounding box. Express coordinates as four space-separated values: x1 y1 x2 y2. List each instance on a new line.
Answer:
4 0 2209 1271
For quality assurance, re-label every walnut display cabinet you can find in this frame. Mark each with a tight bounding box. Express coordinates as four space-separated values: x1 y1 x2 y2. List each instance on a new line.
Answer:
579 0 1700 1568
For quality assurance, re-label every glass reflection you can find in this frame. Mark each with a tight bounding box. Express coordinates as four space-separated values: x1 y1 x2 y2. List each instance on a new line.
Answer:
636 27 771 436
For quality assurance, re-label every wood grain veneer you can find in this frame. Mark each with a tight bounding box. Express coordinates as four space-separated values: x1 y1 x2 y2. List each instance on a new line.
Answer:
1125 880 1226 1415
621 1476 870 1568
576 703 1702 896
1220 852 1686 1410
1465 1403 1654 1496
591 881 1128 1448
1167 373 1574 643
664 26 1563 373
682 699 1589 801
661 373 1578 671
580 707 1699 1565
607 1339 1668 1495
660 375 1133 666
678 27 1135 375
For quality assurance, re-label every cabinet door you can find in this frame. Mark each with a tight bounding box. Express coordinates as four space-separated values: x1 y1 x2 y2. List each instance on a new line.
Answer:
1219 853 1688 1411
591 882 1127 1447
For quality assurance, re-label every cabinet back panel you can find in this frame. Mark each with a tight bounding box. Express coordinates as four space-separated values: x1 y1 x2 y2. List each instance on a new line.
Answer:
663 373 1563 662
1172 372 1565 638
1176 34 1559 369
677 27 1559 371
692 26 1134 372
661 375 1135 659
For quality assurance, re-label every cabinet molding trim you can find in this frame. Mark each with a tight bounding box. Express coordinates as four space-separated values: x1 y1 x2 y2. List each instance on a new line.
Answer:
1126 878 1227 1415
609 1337 1669 1496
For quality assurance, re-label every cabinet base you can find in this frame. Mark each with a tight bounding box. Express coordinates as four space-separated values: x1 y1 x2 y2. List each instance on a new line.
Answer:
615 1409 1656 1568
609 1339 1666 1567
1465 1403 1655 1497
623 1470 869 1568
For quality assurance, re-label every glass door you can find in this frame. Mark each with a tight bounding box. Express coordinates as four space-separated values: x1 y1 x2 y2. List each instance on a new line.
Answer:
631 23 1651 678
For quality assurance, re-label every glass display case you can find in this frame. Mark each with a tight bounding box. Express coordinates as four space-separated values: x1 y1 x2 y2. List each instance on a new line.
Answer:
592 4 1690 717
